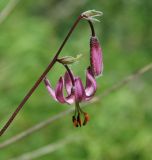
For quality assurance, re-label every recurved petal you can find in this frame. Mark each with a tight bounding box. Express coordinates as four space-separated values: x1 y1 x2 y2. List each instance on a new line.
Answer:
85 67 97 98
90 36 103 76
74 77 85 102
44 78 57 101
55 77 75 104
64 71 73 95
55 77 66 103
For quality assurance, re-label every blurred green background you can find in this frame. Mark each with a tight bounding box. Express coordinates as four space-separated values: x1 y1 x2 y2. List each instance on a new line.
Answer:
0 0 152 159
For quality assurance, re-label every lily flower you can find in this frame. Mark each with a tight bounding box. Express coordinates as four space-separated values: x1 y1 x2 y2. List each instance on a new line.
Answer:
44 67 96 127
90 36 103 77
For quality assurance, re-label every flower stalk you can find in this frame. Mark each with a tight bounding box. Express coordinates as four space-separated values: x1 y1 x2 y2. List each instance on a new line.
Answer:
0 15 82 136
0 10 103 136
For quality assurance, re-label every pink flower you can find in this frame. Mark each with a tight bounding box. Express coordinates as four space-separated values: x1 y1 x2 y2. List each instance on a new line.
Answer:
90 36 103 77
44 67 96 104
44 67 96 127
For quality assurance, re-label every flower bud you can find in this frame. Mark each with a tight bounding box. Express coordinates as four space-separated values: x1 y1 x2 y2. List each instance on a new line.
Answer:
90 36 103 77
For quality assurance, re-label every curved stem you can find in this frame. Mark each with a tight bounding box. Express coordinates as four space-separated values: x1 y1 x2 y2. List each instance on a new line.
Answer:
81 15 95 37
64 65 75 86
88 20 95 36
56 60 75 86
0 15 82 136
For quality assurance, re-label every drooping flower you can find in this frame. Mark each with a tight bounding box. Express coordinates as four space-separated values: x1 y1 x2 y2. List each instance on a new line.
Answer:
90 36 103 77
44 67 96 127
43 9 104 127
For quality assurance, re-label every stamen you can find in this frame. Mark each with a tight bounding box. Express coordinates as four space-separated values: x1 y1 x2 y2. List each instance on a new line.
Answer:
72 116 78 127
74 102 90 127
77 113 82 127
83 112 90 126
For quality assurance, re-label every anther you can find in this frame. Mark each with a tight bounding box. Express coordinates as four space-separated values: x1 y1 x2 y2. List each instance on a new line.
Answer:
72 116 78 127
83 112 90 126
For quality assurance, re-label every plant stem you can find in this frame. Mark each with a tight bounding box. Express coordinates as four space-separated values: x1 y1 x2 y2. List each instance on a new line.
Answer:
0 15 82 136
88 20 95 36
81 15 95 36
64 65 75 86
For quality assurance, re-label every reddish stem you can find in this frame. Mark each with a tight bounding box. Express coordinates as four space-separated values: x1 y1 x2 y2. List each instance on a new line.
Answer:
0 15 82 136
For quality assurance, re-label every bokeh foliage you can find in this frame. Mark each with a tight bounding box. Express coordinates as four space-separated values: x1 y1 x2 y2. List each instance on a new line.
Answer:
0 0 152 159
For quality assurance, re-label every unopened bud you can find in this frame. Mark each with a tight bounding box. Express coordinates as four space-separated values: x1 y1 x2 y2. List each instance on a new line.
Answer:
90 36 103 77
